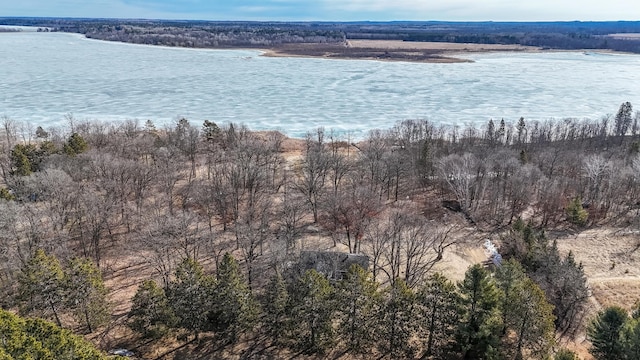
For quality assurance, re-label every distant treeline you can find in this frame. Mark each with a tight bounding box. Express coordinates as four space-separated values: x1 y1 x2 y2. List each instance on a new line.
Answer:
2 17 640 52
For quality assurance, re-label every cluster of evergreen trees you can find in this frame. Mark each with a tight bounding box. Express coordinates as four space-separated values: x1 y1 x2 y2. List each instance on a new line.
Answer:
15 249 110 334
129 251 566 359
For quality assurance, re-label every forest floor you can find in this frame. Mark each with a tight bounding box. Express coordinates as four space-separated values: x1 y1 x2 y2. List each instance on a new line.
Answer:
99 225 640 359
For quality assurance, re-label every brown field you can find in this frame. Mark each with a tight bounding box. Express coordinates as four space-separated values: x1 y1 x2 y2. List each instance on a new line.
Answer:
346 39 537 52
262 40 540 63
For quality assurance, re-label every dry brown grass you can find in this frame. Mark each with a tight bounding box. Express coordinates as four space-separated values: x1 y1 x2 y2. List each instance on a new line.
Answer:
554 228 640 310
346 40 538 52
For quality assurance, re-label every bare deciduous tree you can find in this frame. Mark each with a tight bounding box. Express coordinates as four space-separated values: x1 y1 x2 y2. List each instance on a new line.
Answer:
364 209 455 287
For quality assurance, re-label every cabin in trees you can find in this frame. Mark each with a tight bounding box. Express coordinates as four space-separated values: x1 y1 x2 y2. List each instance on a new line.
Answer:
298 251 369 281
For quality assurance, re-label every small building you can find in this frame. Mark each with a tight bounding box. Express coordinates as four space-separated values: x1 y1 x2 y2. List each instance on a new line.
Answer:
298 251 369 281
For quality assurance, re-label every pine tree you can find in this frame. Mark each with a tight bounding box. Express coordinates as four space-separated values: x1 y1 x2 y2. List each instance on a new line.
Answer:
487 119 496 145
456 264 503 360
10 144 33 176
202 120 222 142
18 249 66 327
498 119 506 143
506 277 555 359
495 259 528 336
288 269 335 354
621 318 640 360
534 246 589 337
63 133 88 156
211 253 257 343
631 300 640 320
588 306 629 360
614 101 633 137
417 272 460 359
379 278 417 358
128 279 177 339
335 264 381 354
168 258 216 340
0 309 112 359
262 269 289 344
566 196 588 226
144 119 156 132
65 257 111 333
517 117 526 143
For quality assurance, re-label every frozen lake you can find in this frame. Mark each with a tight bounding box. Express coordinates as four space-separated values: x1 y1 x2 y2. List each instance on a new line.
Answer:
1 31 640 137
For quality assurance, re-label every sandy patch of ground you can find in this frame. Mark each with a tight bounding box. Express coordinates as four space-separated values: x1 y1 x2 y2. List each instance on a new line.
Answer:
554 228 640 310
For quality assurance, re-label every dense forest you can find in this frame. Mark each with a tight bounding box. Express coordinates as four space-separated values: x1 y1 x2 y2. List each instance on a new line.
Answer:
0 103 639 358
2 18 640 52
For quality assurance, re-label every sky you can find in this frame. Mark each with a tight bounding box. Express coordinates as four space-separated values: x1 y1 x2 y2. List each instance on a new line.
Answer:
2 0 639 22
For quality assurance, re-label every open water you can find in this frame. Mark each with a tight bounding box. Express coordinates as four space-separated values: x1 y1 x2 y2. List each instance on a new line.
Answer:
1 31 640 137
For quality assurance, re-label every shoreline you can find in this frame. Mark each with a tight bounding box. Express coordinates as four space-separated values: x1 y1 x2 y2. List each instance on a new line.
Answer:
35 32 636 64
257 40 546 64
254 40 631 64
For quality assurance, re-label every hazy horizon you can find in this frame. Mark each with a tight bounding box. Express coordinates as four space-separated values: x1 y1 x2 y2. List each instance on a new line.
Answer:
2 0 639 23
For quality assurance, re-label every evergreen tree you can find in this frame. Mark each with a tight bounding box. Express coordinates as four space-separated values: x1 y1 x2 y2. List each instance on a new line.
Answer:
10 144 33 176
566 196 588 226
487 119 496 145
417 272 460 359
63 132 88 156
0 187 14 201
621 317 640 360
288 269 335 354
631 300 640 320
554 348 578 360
516 117 526 143
0 309 115 359
65 257 111 333
35 126 49 139
202 120 222 142
18 249 66 327
128 279 177 339
498 119 506 143
456 264 503 360
262 269 289 344
168 258 216 340
379 278 417 358
497 259 555 359
535 247 589 337
588 306 629 360
505 277 555 360
495 259 528 336
9 142 54 175
614 101 633 137
335 264 381 354
210 253 257 342
144 119 156 132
